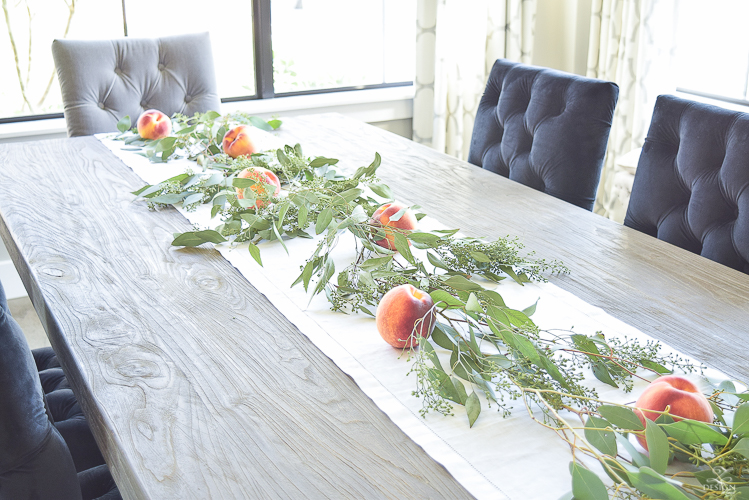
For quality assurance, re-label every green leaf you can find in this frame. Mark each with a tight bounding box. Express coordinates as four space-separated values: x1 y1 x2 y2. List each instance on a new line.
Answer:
409 232 442 246
369 183 394 200
598 405 644 431
301 260 315 291
313 258 335 297
151 193 187 204
733 403 749 436
429 368 461 404
116 115 131 133
615 434 650 468
601 457 632 486
661 420 727 445
570 462 608 500
430 325 456 350
315 207 333 234
466 391 481 427
645 419 669 474
592 362 619 388
451 376 467 404
585 416 617 456
298 204 308 228
249 116 273 131
310 157 339 168
641 359 673 374
248 242 262 266
628 467 692 500
171 230 227 247
271 222 289 255
522 298 539 317
426 251 449 270
267 119 282 130
465 293 482 313
393 233 416 265
429 290 464 308
335 188 363 204
733 437 749 459
443 275 484 292
420 339 444 372
469 251 490 263
182 193 203 206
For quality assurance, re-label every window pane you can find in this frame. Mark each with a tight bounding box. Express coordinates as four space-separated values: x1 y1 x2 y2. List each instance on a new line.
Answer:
673 0 749 100
271 0 415 93
125 0 255 99
0 0 123 119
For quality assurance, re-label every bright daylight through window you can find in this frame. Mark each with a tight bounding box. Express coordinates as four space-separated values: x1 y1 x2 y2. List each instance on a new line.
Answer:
0 0 415 121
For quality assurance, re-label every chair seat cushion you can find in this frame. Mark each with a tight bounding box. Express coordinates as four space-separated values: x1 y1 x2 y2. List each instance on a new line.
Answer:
79 464 122 500
47 389 106 473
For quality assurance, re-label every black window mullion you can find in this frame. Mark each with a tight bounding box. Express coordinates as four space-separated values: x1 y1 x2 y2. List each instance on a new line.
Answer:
253 0 274 99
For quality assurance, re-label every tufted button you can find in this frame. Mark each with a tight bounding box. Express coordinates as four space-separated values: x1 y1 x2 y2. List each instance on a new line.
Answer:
115 68 122 75
184 95 192 103
98 102 105 109
140 101 147 108
158 63 165 71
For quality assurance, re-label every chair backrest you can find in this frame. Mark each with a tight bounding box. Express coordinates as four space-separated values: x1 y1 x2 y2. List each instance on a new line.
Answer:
52 32 221 137
624 94 749 273
468 59 619 211
0 304 82 499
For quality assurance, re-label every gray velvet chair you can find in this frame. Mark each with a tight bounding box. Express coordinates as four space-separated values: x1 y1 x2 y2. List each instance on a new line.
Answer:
52 32 221 137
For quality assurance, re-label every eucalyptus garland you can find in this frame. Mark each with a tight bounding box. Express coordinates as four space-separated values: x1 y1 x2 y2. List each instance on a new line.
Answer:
122 111 749 500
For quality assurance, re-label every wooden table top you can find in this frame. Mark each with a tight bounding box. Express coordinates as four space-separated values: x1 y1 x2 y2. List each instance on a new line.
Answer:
0 113 747 499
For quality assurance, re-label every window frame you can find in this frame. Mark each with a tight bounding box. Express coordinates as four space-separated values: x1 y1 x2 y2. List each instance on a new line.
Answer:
0 0 413 125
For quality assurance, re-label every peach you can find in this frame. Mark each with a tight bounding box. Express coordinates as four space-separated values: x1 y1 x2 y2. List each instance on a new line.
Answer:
235 167 281 208
376 284 436 349
634 375 713 449
222 125 258 158
137 109 172 140
370 202 417 250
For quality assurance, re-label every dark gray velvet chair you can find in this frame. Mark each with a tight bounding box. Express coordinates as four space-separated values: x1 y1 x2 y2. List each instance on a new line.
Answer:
624 95 749 273
468 59 619 211
0 294 119 499
52 32 221 137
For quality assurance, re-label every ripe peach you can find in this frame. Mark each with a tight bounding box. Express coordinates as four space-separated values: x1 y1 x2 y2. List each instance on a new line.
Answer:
376 284 436 349
222 125 258 158
370 202 417 250
137 109 172 140
634 375 713 449
235 167 281 208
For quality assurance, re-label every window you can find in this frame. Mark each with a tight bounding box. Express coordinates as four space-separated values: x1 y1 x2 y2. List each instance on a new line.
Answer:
0 0 415 122
672 0 749 106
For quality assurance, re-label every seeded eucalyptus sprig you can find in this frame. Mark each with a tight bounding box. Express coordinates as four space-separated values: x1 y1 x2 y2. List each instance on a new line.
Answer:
114 110 281 163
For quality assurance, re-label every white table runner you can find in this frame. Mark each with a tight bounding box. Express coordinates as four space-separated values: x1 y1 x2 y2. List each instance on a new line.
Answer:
98 133 723 500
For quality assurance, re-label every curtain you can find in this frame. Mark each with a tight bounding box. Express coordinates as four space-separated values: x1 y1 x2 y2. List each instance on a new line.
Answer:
413 0 537 161
586 0 677 221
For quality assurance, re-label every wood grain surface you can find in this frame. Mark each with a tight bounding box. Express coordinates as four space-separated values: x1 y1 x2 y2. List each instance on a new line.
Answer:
275 114 749 382
0 135 473 499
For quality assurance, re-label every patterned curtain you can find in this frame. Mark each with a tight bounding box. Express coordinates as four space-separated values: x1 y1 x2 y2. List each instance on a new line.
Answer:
413 0 537 161
586 0 677 221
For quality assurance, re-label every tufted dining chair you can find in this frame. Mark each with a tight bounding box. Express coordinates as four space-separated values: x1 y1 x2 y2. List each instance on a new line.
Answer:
0 296 119 499
52 32 221 137
624 95 749 273
468 59 619 211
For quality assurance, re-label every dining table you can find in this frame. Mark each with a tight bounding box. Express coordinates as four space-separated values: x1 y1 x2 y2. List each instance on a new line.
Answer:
0 112 748 500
